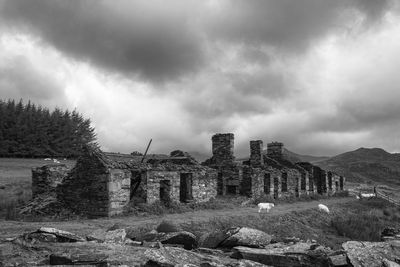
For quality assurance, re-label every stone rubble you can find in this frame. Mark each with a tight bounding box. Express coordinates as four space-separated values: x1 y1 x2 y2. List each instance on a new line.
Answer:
2 224 399 266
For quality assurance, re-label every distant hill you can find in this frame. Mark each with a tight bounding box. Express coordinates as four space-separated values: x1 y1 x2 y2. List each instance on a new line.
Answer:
314 148 400 186
236 148 329 164
282 148 329 163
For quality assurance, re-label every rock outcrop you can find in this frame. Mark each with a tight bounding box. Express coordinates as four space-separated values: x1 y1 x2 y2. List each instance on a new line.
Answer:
3 226 400 266
221 227 273 248
232 242 333 267
343 240 400 267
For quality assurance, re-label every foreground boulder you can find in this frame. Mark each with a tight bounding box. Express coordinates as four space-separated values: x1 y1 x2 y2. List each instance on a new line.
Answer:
343 240 400 267
221 227 273 248
144 246 267 267
232 242 333 267
199 230 232 248
159 231 198 250
23 227 85 243
1 239 268 266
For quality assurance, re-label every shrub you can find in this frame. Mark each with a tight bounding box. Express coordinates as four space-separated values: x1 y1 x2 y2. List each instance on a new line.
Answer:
330 210 385 241
156 220 181 233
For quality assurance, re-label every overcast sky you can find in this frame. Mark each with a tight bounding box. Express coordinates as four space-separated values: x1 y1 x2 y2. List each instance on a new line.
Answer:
1 0 400 158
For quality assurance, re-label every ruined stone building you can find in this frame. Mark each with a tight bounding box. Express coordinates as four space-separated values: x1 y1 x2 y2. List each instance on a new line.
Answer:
203 133 345 200
32 147 217 217
31 133 345 217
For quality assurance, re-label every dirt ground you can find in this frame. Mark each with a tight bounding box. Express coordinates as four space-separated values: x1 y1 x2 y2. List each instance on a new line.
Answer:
0 197 354 239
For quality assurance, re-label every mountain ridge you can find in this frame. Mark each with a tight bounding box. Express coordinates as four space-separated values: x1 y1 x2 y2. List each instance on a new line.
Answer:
315 147 400 186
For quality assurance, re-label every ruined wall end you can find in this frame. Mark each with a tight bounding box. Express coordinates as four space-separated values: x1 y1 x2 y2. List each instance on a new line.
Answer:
107 169 131 216
32 164 70 198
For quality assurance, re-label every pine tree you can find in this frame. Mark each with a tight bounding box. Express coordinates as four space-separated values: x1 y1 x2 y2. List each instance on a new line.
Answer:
0 99 97 158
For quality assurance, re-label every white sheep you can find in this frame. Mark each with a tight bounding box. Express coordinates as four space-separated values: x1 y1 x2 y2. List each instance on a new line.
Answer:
44 158 51 161
361 193 375 198
258 203 275 213
318 204 330 213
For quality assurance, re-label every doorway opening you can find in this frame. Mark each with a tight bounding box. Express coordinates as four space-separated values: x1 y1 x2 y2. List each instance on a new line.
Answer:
180 173 193 203
160 180 171 203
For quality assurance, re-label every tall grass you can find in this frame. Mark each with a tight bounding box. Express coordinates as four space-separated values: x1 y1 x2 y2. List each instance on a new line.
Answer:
330 198 400 241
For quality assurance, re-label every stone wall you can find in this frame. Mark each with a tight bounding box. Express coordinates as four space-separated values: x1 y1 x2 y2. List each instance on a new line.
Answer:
107 169 131 216
192 170 218 202
57 154 111 218
250 140 264 167
279 168 302 198
145 169 218 204
31 164 70 198
212 133 235 165
214 164 242 196
146 171 180 204
296 162 317 194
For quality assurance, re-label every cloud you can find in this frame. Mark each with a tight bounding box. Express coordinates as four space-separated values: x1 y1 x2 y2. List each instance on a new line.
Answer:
0 54 67 109
1 0 400 158
0 0 206 82
207 0 393 52
0 0 394 84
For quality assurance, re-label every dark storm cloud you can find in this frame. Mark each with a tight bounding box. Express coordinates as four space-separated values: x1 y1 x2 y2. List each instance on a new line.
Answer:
0 56 66 106
0 0 204 82
0 0 393 85
0 0 399 156
208 0 392 52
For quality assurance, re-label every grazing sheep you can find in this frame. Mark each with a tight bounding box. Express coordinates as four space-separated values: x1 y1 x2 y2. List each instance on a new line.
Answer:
356 195 360 200
258 203 275 213
44 158 51 161
361 193 375 198
318 204 330 213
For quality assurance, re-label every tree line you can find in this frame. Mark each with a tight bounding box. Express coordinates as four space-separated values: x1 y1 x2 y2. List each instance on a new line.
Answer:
0 99 97 158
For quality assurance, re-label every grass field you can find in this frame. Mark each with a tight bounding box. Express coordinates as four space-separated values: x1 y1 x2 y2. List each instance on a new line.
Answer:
0 158 76 218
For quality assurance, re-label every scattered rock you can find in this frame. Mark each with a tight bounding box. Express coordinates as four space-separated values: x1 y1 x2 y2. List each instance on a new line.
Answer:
383 259 400 267
134 229 164 242
221 227 272 248
232 242 332 267
24 232 57 243
159 231 198 250
144 246 266 267
87 228 127 243
199 230 231 248
328 252 348 267
343 240 400 267
37 227 85 242
382 227 400 241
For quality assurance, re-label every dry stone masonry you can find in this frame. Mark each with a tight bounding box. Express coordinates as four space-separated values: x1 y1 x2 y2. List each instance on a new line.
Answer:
31 164 70 198
203 133 345 200
30 133 345 217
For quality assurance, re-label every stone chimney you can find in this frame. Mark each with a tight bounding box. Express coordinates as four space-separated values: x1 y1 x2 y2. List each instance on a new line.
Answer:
212 133 235 165
267 142 284 159
250 140 264 167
